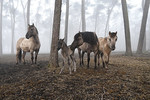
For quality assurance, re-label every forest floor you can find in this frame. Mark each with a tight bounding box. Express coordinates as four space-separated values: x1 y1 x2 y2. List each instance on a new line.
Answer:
0 53 150 100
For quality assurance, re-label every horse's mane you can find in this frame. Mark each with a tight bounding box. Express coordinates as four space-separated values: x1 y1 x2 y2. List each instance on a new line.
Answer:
81 32 98 45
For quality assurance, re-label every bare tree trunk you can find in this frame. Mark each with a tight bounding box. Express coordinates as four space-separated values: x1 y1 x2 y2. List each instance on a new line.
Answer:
64 0 69 44
105 0 117 36
10 0 18 54
121 0 132 56
49 0 62 67
27 0 31 26
81 0 86 31
137 0 150 54
21 0 27 32
0 0 3 55
142 0 146 52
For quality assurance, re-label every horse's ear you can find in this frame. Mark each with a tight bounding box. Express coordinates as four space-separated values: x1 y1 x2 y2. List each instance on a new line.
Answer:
32 23 34 26
116 31 117 34
62 38 64 41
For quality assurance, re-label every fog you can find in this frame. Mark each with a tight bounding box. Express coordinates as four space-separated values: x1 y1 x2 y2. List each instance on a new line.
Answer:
1 0 150 54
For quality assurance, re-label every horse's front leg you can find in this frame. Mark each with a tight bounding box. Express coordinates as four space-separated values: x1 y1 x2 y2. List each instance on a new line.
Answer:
30 51 34 64
103 53 108 68
87 52 90 68
22 51 26 64
35 50 39 64
59 57 66 74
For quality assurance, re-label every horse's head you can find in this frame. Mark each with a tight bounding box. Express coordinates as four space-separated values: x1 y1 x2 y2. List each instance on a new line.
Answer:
107 31 117 51
57 39 64 51
70 31 84 50
26 23 38 39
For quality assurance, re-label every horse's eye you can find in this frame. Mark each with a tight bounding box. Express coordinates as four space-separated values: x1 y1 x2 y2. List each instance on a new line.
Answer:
115 38 117 41
109 38 111 41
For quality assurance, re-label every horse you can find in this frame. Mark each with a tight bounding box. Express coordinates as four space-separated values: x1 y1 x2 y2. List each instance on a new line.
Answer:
16 23 41 64
57 39 76 74
98 31 117 68
70 31 99 69
78 42 99 68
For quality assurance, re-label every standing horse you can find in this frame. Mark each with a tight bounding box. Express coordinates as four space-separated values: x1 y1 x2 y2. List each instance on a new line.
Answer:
98 31 117 68
16 23 40 64
57 39 76 74
78 42 99 68
70 31 99 69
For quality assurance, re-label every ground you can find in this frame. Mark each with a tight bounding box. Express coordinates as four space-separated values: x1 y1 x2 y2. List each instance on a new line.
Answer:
0 53 150 100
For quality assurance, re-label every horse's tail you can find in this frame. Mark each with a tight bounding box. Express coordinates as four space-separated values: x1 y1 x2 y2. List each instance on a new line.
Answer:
18 49 22 63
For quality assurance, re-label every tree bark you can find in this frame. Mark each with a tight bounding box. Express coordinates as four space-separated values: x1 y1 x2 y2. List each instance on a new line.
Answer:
137 0 150 54
81 0 86 31
64 0 69 44
121 0 132 56
49 0 62 67
27 0 31 26
0 0 3 55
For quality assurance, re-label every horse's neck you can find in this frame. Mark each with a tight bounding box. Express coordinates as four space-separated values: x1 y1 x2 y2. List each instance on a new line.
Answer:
32 35 40 44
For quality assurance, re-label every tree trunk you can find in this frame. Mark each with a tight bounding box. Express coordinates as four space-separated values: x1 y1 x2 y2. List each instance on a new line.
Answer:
27 0 31 26
81 0 86 31
49 0 62 67
10 0 17 54
137 0 150 54
64 0 69 44
0 0 3 55
21 0 27 32
121 0 132 56
105 1 117 36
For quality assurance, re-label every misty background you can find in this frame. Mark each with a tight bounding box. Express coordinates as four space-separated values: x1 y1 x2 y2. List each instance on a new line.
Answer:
1 0 150 54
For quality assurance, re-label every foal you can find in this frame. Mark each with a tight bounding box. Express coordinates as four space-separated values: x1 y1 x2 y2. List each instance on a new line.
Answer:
57 39 76 74
98 31 117 68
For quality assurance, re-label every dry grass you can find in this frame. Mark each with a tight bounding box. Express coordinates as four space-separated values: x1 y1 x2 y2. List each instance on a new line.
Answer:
0 54 150 99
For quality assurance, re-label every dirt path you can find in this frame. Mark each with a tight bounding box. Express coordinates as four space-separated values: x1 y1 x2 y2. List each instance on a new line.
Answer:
0 54 150 99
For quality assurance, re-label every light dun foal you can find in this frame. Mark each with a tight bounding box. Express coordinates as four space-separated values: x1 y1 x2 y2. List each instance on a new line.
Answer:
57 39 76 74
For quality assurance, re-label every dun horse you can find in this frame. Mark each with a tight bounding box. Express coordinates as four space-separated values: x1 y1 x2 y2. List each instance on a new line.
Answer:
78 42 99 68
98 31 117 68
16 24 41 64
57 39 76 74
71 31 99 69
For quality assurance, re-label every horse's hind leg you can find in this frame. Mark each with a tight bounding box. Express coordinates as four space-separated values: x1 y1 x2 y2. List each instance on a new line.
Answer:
22 51 26 64
78 48 82 66
94 52 97 69
35 50 39 64
81 51 85 66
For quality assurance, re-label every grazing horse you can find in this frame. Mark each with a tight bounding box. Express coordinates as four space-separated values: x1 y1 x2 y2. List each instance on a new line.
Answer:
16 23 40 64
57 39 76 74
70 31 99 69
98 31 117 68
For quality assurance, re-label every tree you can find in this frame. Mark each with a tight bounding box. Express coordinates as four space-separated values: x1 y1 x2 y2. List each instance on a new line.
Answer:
104 0 117 36
64 0 69 44
9 0 18 54
121 0 132 56
0 0 3 55
27 0 31 25
137 0 150 54
49 0 62 67
20 0 27 32
81 0 86 31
